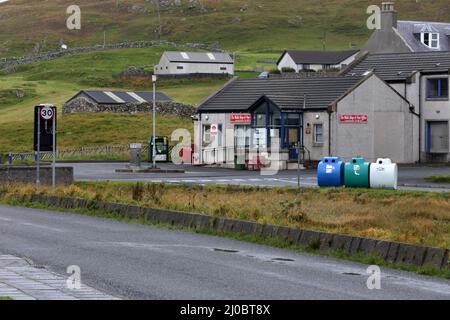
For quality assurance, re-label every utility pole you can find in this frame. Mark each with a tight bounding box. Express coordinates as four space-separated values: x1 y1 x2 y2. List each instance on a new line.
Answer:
152 74 157 169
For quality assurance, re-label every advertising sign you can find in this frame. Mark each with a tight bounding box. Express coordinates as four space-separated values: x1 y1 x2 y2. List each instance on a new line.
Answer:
339 114 368 123
230 114 251 124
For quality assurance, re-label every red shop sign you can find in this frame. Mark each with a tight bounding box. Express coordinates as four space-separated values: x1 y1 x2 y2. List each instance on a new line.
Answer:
339 114 368 123
230 114 251 124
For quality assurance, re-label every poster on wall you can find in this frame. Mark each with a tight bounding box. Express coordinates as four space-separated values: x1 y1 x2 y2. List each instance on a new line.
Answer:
253 128 267 148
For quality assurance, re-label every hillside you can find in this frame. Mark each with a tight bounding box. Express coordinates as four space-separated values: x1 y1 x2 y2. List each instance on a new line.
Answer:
1 0 449 57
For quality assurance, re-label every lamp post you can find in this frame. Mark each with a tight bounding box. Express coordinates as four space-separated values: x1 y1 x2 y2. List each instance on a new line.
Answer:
152 74 157 169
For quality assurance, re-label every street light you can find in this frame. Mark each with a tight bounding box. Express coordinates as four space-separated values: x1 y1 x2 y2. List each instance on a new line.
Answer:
152 74 157 169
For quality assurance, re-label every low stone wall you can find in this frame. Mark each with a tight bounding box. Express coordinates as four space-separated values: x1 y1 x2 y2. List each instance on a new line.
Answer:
0 166 74 186
4 193 449 270
62 98 197 117
0 40 224 71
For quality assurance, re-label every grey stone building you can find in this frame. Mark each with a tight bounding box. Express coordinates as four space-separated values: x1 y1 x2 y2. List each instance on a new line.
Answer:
362 2 450 54
63 90 172 114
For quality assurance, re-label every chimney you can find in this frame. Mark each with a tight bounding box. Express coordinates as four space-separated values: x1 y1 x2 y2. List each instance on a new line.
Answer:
381 1 398 30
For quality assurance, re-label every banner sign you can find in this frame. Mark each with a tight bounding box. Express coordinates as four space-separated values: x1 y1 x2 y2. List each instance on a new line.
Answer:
230 114 251 124
339 114 368 123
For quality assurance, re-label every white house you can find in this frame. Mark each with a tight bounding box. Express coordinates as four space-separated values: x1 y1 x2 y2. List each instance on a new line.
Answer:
154 51 234 76
276 50 359 73
362 2 450 54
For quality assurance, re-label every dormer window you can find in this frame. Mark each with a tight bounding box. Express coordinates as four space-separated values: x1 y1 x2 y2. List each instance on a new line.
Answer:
421 32 440 49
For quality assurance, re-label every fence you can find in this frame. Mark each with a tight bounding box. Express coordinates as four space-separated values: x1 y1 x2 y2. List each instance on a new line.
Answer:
0 145 151 164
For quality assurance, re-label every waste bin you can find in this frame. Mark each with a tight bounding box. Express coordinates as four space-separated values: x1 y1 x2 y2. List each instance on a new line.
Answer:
370 158 398 190
149 136 169 163
317 156 345 187
130 143 142 168
344 157 370 188
234 155 246 170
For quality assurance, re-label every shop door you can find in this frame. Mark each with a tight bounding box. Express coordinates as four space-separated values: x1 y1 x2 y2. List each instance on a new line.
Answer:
428 121 449 153
287 127 300 160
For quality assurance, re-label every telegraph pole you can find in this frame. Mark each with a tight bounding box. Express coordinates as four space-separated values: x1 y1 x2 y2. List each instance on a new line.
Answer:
152 74 157 169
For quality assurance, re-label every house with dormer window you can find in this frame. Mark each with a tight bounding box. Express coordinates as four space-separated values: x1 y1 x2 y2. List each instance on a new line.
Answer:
362 2 450 54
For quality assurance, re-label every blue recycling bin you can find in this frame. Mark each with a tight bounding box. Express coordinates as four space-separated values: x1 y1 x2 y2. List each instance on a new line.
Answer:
317 156 345 187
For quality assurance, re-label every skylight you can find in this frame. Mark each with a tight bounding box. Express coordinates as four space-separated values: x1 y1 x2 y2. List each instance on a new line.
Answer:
181 52 190 59
207 53 216 60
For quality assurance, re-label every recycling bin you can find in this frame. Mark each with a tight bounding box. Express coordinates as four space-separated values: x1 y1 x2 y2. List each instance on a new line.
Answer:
317 156 345 187
234 155 246 170
344 157 370 188
370 158 398 190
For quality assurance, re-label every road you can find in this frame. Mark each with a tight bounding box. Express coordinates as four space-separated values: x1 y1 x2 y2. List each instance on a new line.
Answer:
0 205 449 300
61 162 450 191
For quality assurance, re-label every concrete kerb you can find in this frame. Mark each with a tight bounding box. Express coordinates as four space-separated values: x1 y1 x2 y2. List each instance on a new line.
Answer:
1 193 449 270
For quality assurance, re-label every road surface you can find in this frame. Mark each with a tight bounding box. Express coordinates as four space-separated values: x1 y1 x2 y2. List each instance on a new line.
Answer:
60 162 450 192
0 205 449 300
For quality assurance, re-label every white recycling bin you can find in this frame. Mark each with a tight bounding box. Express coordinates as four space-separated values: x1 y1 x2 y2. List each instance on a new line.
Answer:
370 158 398 190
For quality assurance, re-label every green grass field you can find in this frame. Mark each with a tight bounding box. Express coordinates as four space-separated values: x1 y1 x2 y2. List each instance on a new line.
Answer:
0 0 448 154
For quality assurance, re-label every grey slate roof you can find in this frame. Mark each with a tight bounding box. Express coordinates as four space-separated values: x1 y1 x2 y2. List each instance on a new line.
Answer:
69 90 172 104
397 21 450 52
198 76 363 112
277 50 359 65
164 51 233 64
343 51 450 81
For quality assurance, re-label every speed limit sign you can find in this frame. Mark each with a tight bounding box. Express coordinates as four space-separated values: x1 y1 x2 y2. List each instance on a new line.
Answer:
40 106 55 120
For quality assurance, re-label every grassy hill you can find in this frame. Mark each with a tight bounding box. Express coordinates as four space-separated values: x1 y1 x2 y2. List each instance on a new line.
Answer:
0 0 449 155
0 0 449 57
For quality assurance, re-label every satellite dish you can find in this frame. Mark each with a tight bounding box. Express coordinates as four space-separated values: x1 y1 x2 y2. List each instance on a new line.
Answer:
61 44 68 50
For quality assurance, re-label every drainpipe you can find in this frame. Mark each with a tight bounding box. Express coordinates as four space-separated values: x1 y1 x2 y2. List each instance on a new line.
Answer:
328 109 332 157
418 74 423 163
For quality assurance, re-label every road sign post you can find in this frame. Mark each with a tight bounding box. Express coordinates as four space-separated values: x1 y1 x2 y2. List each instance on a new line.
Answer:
152 74 157 169
34 104 57 189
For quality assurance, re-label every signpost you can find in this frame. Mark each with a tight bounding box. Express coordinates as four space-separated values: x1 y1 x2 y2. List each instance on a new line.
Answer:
34 104 57 189
152 75 157 168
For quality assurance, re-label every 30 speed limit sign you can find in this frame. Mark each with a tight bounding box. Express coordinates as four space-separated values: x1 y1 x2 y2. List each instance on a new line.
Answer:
40 106 55 120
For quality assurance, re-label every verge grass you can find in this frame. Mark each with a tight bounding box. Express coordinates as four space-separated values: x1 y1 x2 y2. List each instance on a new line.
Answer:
2 194 449 280
425 175 450 184
2 182 449 249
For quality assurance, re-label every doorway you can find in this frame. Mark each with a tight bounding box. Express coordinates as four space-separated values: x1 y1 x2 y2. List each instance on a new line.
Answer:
427 121 449 153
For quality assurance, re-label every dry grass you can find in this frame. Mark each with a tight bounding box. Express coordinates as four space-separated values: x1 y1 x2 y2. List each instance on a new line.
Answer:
1 182 449 249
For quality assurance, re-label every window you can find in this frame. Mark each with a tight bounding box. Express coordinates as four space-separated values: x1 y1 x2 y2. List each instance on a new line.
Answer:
314 124 324 144
302 64 310 70
177 66 184 70
421 32 440 49
220 67 227 71
427 78 449 99
203 125 211 144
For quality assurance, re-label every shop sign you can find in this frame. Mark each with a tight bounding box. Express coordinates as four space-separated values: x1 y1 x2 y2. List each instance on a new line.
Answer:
339 114 368 123
230 114 251 124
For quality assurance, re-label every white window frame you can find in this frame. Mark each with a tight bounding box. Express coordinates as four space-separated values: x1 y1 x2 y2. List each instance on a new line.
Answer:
313 123 324 145
203 125 211 144
421 32 440 49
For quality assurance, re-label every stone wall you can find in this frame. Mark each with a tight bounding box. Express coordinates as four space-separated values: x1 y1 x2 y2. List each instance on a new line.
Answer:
62 97 197 118
0 40 225 71
0 166 74 186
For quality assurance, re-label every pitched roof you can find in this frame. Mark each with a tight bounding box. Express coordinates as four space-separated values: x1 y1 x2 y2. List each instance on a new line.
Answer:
277 50 359 65
342 51 450 81
68 90 172 104
163 51 233 64
397 21 450 52
198 76 363 112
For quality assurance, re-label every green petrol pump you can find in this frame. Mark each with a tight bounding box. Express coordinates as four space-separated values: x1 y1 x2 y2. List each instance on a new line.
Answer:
149 136 169 163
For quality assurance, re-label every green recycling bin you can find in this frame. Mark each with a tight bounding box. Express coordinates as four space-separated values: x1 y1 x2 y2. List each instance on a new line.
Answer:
344 157 370 188
234 155 246 170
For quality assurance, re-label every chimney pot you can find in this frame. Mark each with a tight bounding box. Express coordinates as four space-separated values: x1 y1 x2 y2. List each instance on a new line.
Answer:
382 2 395 12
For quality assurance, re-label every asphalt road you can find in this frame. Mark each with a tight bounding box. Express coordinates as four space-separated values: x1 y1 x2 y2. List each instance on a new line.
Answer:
0 205 449 300
61 162 450 191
